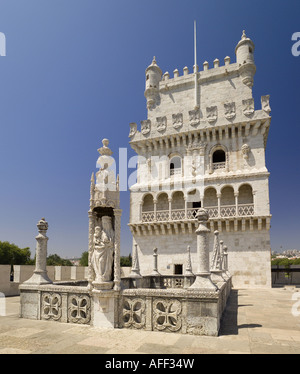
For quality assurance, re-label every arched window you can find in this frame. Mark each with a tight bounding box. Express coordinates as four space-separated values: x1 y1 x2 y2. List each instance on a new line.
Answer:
142 194 154 212
203 187 218 207
170 156 182 176
212 149 226 170
238 184 253 204
171 191 185 210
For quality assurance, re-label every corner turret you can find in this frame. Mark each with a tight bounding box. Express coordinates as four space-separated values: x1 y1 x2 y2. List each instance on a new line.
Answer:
144 56 162 110
235 30 256 87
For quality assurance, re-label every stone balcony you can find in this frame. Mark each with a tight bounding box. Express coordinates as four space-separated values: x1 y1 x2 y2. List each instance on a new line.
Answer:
141 204 254 223
129 202 270 235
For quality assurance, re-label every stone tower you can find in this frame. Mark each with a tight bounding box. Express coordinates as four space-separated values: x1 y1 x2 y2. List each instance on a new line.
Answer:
128 31 271 288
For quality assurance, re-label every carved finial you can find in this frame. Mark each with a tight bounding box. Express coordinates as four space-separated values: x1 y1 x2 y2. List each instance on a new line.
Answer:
37 217 48 232
91 172 95 183
195 208 209 222
152 56 157 65
242 30 247 40
97 138 113 156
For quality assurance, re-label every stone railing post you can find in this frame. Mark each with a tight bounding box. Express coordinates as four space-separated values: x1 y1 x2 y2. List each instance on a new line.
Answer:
151 247 160 276
210 230 225 283
129 243 142 278
113 208 122 291
223 245 230 277
185 245 193 276
190 209 217 290
24 218 52 285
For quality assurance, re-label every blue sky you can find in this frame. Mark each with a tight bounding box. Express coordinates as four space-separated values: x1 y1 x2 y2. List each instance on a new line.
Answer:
0 0 299 258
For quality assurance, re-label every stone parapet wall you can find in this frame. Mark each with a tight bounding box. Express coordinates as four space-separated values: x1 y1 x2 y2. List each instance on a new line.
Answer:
19 276 232 336
0 265 131 296
119 280 231 336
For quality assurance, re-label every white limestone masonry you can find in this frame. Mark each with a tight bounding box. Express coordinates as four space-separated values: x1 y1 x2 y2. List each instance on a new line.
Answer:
128 31 272 288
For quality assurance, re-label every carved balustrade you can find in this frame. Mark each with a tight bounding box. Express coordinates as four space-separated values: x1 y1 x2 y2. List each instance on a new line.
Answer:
141 204 254 222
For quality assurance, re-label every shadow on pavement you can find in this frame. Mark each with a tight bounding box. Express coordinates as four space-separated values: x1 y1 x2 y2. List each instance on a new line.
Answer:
219 290 261 336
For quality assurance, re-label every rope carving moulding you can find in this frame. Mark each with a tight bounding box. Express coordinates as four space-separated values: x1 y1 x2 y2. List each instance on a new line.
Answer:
122 297 146 329
153 298 182 332
67 294 91 324
41 292 62 321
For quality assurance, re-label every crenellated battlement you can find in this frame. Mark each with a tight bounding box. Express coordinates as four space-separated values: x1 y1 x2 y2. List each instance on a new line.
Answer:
161 55 234 83
144 31 256 113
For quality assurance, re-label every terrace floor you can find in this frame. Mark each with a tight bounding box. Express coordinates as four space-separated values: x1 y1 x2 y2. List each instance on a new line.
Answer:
0 286 300 355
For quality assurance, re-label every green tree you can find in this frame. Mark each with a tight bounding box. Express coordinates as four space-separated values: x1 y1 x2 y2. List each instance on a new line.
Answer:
271 257 292 267
46 254 73 266
79 251 89 266
0 241 31 265
120 253 132 267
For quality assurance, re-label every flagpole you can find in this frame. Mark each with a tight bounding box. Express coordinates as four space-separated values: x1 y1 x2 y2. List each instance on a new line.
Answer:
194 20 199 109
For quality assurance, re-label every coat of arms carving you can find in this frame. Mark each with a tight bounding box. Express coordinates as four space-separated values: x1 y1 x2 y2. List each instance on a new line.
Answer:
141 120 151 135
224 102 236 120
242 98 254 116
206 106 217 123
172 113 183 129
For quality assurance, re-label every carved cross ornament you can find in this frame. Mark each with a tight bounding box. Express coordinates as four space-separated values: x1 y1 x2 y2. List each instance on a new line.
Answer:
122 298 146 329
41 292 62 321
153 298 182 332
68 295 91 324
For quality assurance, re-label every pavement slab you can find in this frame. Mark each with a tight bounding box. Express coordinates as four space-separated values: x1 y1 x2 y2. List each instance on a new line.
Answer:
0 287 300 355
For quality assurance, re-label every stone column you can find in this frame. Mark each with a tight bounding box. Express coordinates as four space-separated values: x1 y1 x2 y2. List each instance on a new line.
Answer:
139 202 143 222
252 190 256 215
217 193 221 218
189 209 217 290
234 192 239 217
24 218 52 285
87 210 96 290
168 198 172 221
184 197 188 219
153 199 157 222
113 208 122 291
